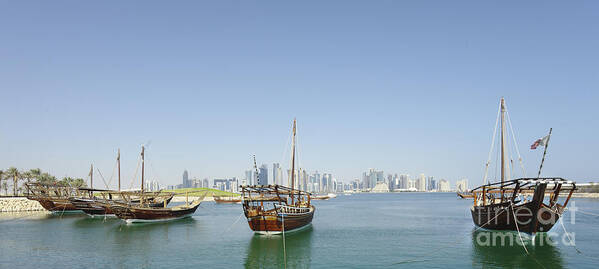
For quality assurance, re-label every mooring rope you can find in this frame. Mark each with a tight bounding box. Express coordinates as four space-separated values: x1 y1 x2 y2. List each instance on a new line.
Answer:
577 209 599 217
281 213 287 269
510 202 529 254
59 203 67 219
224 212 244 234
473 206 509 232
554 211 599 261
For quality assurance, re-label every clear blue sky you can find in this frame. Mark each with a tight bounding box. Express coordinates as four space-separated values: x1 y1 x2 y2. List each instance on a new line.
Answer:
1 1 597 188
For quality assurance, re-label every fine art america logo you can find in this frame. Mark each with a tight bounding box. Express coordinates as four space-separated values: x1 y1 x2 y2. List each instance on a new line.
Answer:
474 202 578 247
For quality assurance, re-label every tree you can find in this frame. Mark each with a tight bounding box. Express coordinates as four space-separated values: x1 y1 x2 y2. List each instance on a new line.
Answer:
5 167 21 196
59 177 86 187
0 170 4 196
29 169 41 182
38 172 57 185
22 169 41 195
2 182 7 195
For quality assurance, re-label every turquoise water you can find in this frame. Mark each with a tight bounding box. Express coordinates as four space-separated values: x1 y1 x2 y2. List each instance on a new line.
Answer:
1 193 598 268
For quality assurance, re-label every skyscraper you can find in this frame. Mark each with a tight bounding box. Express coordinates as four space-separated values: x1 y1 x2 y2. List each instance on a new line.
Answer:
456 178 469 192
438 179 450 192
427 176 436 191
362 169 384 190
244 170 253 185
272 163 282 185
417 174 427 191
400 174 409 189
258 164 268 185
182 170 190 188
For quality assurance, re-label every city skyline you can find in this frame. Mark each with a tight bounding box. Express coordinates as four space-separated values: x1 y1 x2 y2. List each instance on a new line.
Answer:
173 165 469 193
1 2 598 187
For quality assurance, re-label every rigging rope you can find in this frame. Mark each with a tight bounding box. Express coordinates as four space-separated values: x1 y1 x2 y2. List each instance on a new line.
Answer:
96 168 109 189
105 160 117 189
128 156 141 190
483 100 502 185
506 111 526 177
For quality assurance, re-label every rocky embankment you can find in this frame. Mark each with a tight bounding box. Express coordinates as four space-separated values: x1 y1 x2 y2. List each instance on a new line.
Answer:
0 197 47 212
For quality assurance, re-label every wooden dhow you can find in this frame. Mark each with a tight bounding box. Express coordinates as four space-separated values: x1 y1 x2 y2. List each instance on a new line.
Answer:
102 145 203 223
25 182 97 213
100 192 203 223
470 98 576 234
241 119 315 235
471 178 575 233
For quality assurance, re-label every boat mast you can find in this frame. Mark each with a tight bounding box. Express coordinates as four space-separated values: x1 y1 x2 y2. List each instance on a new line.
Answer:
290 118 296 204
253 155 259 185
141 146 145 194
500 98 506 184
90 164 93 189
537 128 552 178
117 148 121 192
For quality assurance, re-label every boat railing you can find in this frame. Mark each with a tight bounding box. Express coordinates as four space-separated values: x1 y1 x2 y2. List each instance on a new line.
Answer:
274 204 311 215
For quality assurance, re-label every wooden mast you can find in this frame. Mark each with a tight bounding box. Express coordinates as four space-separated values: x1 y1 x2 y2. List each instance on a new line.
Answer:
500 98 506 184
90 164 93 198
141 146 145 195
90 164 93 189
290 118 296 205
117 148 121 192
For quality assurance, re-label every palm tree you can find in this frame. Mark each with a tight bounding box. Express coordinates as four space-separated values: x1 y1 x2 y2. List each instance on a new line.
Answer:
0 170 4 197
29 168 41 182
22 169 41 195
2 182 8 196
38 172 57 185
5 167 20 196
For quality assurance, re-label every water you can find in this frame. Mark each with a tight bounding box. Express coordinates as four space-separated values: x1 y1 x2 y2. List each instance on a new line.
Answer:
1 193 598 268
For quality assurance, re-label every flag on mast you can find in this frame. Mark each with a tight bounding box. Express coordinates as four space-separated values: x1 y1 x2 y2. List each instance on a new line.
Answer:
531 135 550 150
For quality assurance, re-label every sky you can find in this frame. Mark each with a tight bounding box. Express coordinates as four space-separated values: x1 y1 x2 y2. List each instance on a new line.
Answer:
1 1 598 189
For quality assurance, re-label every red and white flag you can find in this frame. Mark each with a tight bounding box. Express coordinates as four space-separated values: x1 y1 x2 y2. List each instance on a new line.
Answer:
531 135 550 150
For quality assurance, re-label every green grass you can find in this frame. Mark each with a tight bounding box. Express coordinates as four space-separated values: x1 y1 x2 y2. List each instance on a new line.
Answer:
170 188 240 197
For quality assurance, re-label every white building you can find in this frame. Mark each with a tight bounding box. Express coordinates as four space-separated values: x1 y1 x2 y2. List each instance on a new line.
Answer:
456 179 469 192
438 179 451 192
417 173 427 191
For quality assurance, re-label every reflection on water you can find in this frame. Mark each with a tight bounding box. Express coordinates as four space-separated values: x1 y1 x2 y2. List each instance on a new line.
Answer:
471 229 563 268
245 227 314 269
0 211 82 222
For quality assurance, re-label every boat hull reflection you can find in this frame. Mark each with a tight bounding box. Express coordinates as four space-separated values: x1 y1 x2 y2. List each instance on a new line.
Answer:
245 226 313 269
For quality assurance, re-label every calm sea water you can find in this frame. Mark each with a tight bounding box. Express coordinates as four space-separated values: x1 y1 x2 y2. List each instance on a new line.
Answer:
1 193 598 268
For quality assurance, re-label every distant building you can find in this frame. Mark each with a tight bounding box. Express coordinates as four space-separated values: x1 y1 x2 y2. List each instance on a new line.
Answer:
400 174 409 189
258 164 268 185
371 182 390 193
417 174 426 191
300 169 308 191
362 169 384 190
438 179 450 192
456 179 469 192
272 163 282 185
203 178 209 188
427 176 436 191
244 170 252 185
182 170 191 188
145 180 160 191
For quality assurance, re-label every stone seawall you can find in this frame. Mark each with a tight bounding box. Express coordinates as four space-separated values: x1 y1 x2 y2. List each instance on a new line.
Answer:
0 197 47 212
